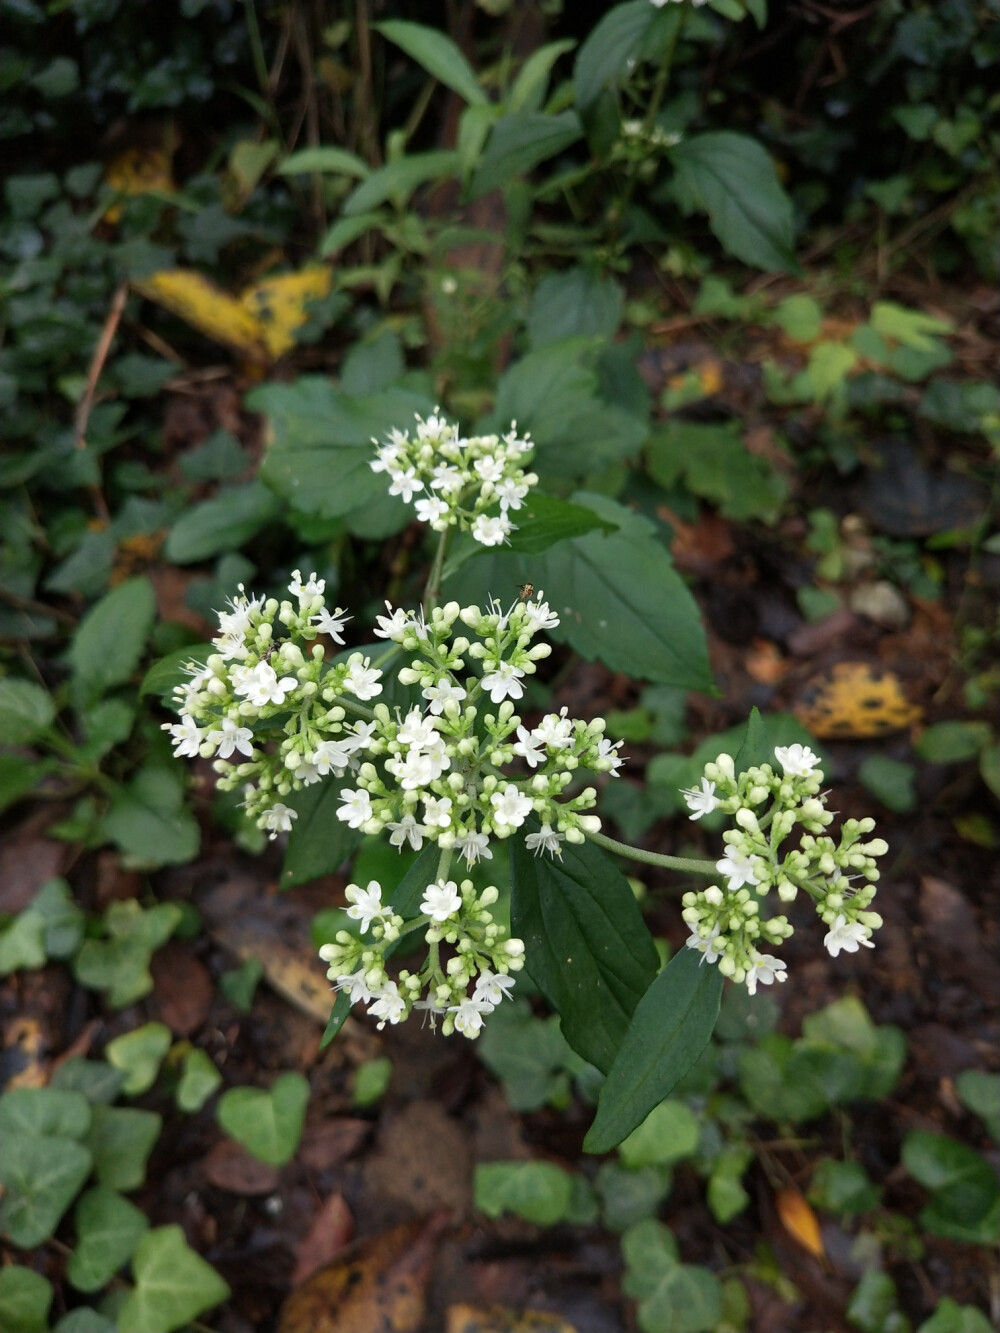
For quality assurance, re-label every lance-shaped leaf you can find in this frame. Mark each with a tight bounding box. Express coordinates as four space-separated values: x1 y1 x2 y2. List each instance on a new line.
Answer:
510 827 659 1073
584 947 723 1153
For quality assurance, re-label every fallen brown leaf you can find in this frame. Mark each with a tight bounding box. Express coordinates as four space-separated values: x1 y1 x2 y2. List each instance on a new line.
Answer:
291 1191 355 1287
776 1187 825 1260
202 1138 281 1195
447 1305 580 1333
299 1118 371 1171
152 941 213 1036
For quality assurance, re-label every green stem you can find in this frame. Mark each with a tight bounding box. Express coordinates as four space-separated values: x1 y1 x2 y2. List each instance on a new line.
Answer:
424 527 451 610
586 829 716 876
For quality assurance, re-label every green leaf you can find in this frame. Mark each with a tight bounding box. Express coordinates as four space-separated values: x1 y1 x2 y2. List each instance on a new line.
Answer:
27 878 84 958
918 1298 994 1333
85 1106 161 1192
164 481 281 564
54 1308 118 1332
857 754 917 814
732 706 770 773
981 743 1000 800
621 1217 723 1333
596 1161 673 1232
280 776 362 888
475 1161 576 1226
105 1023 173 1096
343 150 460 215
509 39 576 113
320 210 385 256
79 697 135 761
669 132 799 273
477 1000 577 1112
278 146 370 178
0 909 46 975
902 1131 1000 1245
584 948 723 1154
353 1056 393 1107
217 1072 310 1166
176 1048 223 1113
618 1100 700 1170
526 267 623 348
0 1088 91 1140
251 376 433 519
0 677 55 744
809 1159 880 1215
0 756 52 813
0 1131 93 1247
847 1271 904 1333
871 301 953 352
319 990 352 1050
139 643 213 701
915 720 991 763
117 1225 230 1333
470 111 583 198
510 827 659 1073
50 1059 126 1106
100 764 200 868
74 899 182 1009
67 576 156 702
0 1265 53 1333
574 0 656 112
375 19 486 106
505 494 615 555
770 293 823 342
956 1070 1000 1140
67 1187 148 1293
646 419 788 523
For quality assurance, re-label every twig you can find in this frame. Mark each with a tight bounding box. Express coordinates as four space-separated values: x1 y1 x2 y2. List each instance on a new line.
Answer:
74 281 129 525
0 585 77 627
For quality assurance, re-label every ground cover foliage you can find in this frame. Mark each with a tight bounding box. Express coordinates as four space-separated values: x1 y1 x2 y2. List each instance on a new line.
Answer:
1 1 998 1330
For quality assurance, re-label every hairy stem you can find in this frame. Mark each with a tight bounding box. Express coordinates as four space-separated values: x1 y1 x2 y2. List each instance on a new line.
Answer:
586 829 716 876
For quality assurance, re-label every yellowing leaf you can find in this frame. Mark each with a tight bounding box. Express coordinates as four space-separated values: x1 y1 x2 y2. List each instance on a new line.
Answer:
447 1306 580 1333
104 147 175 222
776 1187 825 1259
133 266 332 364
794 662 922 739
240 267 333 359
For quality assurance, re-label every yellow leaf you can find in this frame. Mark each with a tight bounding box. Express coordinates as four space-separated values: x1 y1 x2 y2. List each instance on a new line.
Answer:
777 1187 825 1259
793 662 922 739
240 266 332 359
104 147 175 222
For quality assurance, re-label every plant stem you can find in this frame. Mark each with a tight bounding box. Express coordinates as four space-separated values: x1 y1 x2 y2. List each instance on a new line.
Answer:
585 829 716 876
424 527 451 610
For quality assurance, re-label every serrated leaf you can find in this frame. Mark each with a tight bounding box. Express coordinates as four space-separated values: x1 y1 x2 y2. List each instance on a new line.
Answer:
510 827 659 1073
217 1072 309 1166
117 1225 230 1333
67 1187 149 1293
669 131 799 273
67 577 156 703
375 19 486 106
584 948 723 1153
470 110 583 198
527 267 624 348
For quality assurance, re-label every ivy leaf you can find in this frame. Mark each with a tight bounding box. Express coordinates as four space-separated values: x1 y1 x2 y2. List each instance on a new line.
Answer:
0 1088 91 1140
217 1072 310 1166
475 1161 577 1226
117 1225 230 1333
0 1266 53 1333
584 948 723 1153
85 1106 161 1192
510 827 659 1073
105 1022 173 1096
67 1187 149 1294
176 1048 223 1113
621 1217 723 1333
0 1131 93 1247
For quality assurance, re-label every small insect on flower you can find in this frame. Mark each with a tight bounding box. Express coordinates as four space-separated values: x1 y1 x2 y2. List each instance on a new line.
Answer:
518 583 534 601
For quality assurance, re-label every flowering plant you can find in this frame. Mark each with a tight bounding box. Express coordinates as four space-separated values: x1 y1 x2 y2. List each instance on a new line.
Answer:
164 410 887 1150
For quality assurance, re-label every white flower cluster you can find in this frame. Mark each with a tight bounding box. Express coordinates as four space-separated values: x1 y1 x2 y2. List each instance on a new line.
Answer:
371 411 537 548
680 744 886 994
318 877 525 1039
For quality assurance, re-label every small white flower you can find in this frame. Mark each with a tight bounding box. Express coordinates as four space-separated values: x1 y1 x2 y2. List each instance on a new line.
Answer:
337 788 373 828
523 596 559 633
260 803 296 839
313 739 352 775
333 971 372 1004
491 783 533 830
234 661 298 707
206 716 255 760
746 952 788 996
370 442 404 473
449 998 487 1037
495 478 529 510
289 569 325 600
422 794 454 828
533 710 573 749
396 707 439 750
596 736 625 774
422 678 467 714
213 628 247 660
421 878 462 923
429 462 463 495
291 756 323 785
455 829 492 866
163 715 204 758
481 661 525 703
311 606 351 642
774 743 821 778
716 848 760 891
512 725 546 769
388 468 421 503
823 913 875 958
682 777 720 820
474 455 505 483
685 925 723 965
372 601 413 641
368 980 407 1028
345 720 378 751
415 495 451 525
524 822 565 857
345 880 388 933
387 814 426 851
471 513 511 547
474 970 516 1008
343 656 382 700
